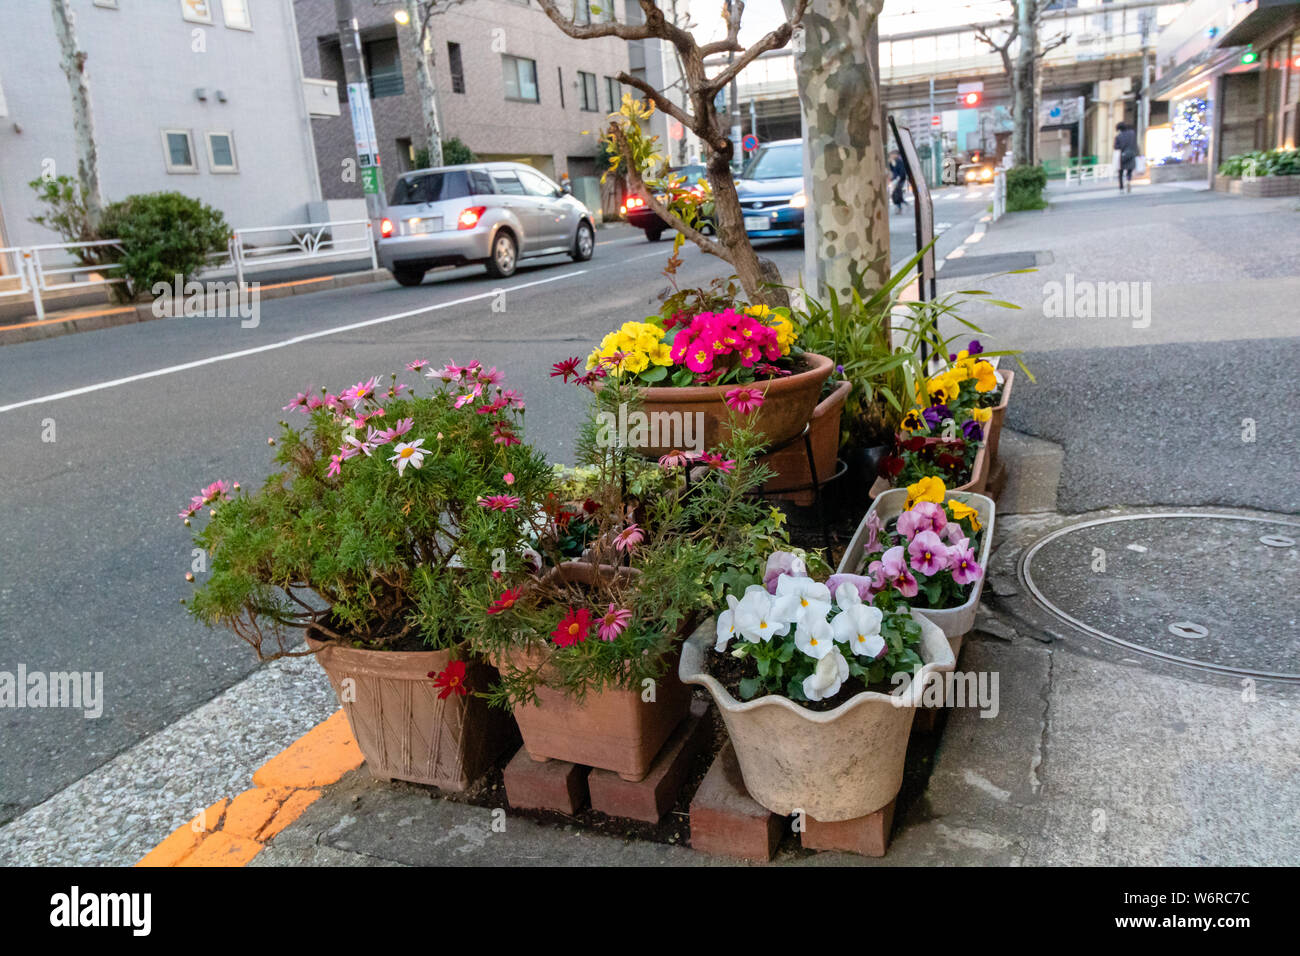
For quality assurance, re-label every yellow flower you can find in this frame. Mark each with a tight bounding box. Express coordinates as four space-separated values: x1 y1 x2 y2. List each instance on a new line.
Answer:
947 499 982 532
771 315 797 354
905 475 947 510
970 406 992 424
647 342 674 366
622 350 650 374
927 371 960 402
973 361 998 393
745 304 771 318
901 408 925 432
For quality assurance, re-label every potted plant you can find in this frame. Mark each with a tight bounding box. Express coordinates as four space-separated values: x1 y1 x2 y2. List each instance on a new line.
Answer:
553 279 833 461
836 481 995 651
466 373 783 781
181 360 547 790
679 552 954 821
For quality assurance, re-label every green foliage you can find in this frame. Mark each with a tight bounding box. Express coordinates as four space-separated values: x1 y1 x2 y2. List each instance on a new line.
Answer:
415 137 476 168
27 175 103 251
98 192 229 298
1005 164 1048 211
1218 148 1300 178
184 368 550 660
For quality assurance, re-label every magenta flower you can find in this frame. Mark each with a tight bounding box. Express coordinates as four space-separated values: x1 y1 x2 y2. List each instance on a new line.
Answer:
897 500 947 539
864 510 884 554
478 494 522 512
949 546 983 586
865 560 887 594
825 573 875 603
478 366 504 387
377 417 413 443
326 454 344 478
942 521 969 546
881 546 919 598
763 551 807 594
597 604 632 641
492 422 520 446
613 523 644 553
724 386 766 415
908 531 950 577
703 453 736 473
341 376 380 409
406 359 428 372
658 449 692 470
282 389 313 413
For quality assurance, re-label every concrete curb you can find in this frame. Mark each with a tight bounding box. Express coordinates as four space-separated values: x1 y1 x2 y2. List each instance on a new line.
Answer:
0 269 391 346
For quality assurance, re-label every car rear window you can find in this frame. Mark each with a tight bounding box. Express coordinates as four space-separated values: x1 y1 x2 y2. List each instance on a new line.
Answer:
390 170 471 205
742 145 802 181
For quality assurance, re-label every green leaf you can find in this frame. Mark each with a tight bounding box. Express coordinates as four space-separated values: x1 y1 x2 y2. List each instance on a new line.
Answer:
739 677 762 700
639 364 668 383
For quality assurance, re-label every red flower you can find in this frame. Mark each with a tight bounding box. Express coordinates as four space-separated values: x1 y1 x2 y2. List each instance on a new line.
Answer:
429 660 469 699
551 356 582 382
879 455 905 479
552 607 591 648
581 498 600 515
487 588 522 615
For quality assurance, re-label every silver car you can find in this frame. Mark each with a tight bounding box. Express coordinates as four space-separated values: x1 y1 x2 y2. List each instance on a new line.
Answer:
376 162 596 285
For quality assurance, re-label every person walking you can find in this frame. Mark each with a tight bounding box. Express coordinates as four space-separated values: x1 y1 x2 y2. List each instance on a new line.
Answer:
889 149 908 213
1114 122 1138 193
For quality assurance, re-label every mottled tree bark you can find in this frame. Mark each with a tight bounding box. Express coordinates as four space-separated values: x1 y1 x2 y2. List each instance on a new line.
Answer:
789 0 890 299
405 0 459 167
50 0 102 227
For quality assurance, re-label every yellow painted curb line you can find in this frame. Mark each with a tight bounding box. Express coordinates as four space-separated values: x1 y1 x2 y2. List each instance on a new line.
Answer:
136 710 362 867
1 305 135 332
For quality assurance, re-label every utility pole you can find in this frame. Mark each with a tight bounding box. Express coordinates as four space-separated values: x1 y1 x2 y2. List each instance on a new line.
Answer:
336 0 385 216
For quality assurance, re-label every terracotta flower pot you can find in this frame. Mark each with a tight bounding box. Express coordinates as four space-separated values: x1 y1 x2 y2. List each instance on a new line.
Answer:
502 561 692 781
679 612 954 821
869 442 988 500
837 489 997 648
985 369 1015 472
761 379 851 507
621 351 834 458
307 635 514 791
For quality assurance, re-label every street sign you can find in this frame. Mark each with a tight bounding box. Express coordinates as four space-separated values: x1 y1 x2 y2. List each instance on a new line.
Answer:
742 134 759 151
931 115 941 128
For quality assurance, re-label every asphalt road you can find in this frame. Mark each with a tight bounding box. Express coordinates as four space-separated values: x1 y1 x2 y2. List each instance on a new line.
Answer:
0 190 994 818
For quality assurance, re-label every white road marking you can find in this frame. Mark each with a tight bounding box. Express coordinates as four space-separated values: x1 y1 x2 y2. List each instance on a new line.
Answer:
0 271 586 414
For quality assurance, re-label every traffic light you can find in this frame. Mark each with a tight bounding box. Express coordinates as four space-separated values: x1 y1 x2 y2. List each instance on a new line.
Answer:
1240 45 1257 65
960 90 982 108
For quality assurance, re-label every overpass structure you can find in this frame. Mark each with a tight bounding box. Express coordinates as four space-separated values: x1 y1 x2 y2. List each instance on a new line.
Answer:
728 0 1190 171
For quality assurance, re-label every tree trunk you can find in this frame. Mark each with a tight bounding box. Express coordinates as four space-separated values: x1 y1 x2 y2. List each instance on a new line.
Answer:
407 0 445 167
704 142 784 306
1012 0 1035 165
789 0 890 300
50 0 102 228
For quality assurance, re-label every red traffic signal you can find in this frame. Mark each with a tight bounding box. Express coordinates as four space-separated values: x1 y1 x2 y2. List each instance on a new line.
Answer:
960 90 982 108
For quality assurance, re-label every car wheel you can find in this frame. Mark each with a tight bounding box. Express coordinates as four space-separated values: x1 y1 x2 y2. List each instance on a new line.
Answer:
571 220 595 261
645 226 664 242
485 231 517 278
392 266 425 287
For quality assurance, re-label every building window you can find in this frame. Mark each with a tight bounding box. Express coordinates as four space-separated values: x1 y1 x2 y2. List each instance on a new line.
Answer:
180 0 213 25
448 42 465 94
574 0 591 25
221 0 251 30
579 71 599 112
503 54 539 103
605 76 620 113
365 37 405 98
161 129 198 173
206 131 238 173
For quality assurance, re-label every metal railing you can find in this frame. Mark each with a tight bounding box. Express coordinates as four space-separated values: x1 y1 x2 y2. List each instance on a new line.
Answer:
1 240 126 321
229 219 376 286
1064 163 1117 184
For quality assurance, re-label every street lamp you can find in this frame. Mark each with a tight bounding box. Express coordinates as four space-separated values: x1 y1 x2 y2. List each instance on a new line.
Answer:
393 8 410 24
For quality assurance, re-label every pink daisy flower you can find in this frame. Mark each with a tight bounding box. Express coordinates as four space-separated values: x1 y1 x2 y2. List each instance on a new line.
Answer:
724 386 765 415
406 359 429 372
613 523 644 553
478 494 522 512
597 604 632 641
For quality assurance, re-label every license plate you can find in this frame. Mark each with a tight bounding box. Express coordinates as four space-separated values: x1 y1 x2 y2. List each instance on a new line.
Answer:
744 215 768 231
407 217 442 235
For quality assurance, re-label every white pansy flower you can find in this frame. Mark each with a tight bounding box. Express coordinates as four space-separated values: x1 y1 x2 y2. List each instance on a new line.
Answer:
772 574 832 626
733 588 790 643
714 594 742 652
833 603 886 658
833 581 862 609
793 613 835 660
802 648 849 702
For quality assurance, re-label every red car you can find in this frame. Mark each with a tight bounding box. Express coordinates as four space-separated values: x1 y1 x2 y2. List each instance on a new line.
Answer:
621 164 716 241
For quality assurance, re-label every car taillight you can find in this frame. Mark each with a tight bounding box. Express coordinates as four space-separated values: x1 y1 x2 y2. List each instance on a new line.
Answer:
380 218 394 238
458 206 486 230
625 196 645 209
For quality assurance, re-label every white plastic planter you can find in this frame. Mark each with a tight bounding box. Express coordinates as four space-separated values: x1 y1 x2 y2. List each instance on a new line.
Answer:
837 488 996 643
679 610 954 822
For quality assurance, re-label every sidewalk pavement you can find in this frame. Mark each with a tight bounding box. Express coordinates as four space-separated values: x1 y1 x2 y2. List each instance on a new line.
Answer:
6 184 1297 867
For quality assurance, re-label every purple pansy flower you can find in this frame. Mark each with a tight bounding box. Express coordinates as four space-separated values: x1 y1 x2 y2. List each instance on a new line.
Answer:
908 531 950 577
949 545 983 586
962 419 984 441
968 339 984 355
881 546 919 598
923 404 951 429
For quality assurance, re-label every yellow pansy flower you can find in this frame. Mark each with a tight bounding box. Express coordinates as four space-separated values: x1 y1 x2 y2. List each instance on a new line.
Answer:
947 499 982 532
970 406 992 424
745 304 771 318
973 361 998 392
901 408 925 432
905 475 947 510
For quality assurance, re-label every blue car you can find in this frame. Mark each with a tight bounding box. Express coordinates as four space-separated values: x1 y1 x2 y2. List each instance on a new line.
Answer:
735 139 806 239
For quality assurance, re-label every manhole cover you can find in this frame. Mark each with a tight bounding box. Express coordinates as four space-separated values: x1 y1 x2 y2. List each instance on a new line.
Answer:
1020 513 1300 681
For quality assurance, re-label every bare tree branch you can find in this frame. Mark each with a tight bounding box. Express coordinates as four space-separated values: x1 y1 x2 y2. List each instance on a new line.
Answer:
1037 32 1070 58
703 0 810 90
615 70 698 134
534 0 659 42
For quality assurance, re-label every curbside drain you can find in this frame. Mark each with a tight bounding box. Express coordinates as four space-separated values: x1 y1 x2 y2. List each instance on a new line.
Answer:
1020 512 1300 682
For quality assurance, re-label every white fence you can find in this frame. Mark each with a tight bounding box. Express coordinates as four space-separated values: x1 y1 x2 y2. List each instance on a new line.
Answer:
1064 163 1116 185
2 219 377 323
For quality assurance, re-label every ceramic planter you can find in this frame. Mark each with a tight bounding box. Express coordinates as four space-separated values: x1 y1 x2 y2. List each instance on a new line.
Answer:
502 561 692 781
762 379 851 506
617 351 833 457
869 442 988 501
985 369 1015 472
837 488 996 646
679 611 954 821
307 635 514 791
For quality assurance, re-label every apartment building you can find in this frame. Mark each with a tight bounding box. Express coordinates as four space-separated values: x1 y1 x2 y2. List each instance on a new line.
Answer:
0 0 323 253
295 0 638 202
